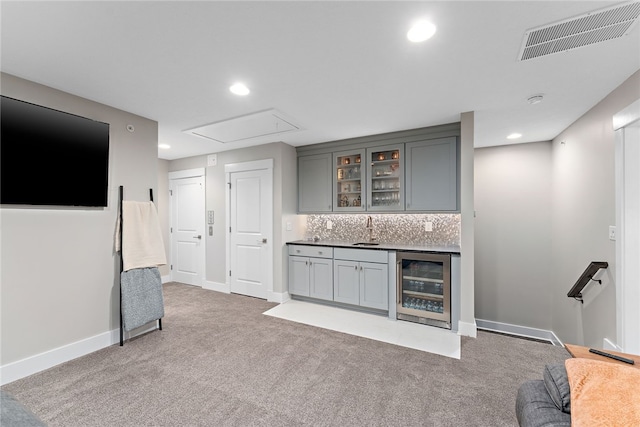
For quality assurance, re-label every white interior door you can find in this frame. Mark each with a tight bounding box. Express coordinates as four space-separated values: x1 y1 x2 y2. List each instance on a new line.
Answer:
614 100 640 353
227 160 273 299
170 173 205 286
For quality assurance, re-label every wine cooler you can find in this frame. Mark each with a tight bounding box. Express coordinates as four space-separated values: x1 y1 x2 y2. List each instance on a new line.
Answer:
397 252 451 329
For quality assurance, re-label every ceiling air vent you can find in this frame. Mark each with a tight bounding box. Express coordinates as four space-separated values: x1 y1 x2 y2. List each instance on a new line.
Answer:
518 1 640 61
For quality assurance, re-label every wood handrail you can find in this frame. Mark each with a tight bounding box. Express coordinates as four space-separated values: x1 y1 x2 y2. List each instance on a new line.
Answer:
567 261 609 303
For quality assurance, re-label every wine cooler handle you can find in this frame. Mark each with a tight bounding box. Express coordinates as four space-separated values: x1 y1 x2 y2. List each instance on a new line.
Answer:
397 260 402 304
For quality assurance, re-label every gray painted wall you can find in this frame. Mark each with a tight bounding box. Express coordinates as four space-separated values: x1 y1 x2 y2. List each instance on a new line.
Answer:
474 70 640 347
0 73 159 365
157 159 171 277
459 112 476 333
167 142 299 294
474 142 553 329
551 70 640 348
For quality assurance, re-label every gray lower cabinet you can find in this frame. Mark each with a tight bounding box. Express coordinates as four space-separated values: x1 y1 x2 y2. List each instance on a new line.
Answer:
289 245 390 311
298 153 333 213
333 248 389 310
333 260 360 305
405 137 458 211
288 245 334 300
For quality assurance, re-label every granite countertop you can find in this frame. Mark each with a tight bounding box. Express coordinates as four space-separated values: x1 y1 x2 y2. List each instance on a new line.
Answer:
286 239 461 254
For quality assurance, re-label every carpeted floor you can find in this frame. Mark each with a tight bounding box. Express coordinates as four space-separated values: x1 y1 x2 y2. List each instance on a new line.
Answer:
2 282 569 426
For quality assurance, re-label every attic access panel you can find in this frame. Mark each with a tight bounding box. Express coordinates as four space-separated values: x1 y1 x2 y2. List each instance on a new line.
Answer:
518 1 640 61
185 109 301 143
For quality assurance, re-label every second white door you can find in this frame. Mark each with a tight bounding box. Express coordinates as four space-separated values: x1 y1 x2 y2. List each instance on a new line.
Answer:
228 162 272 299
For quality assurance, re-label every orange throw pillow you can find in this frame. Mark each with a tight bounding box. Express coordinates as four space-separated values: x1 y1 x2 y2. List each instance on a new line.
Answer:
565 358 640 427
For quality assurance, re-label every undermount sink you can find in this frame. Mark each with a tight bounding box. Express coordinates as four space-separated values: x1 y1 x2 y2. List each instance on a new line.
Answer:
352 242 380 246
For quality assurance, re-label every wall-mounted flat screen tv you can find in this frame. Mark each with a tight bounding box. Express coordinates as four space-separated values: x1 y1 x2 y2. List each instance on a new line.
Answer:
1 95 110 207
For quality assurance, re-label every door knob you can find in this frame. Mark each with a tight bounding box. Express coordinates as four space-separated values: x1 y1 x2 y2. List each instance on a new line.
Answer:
193 235 202 239
257 238 268 244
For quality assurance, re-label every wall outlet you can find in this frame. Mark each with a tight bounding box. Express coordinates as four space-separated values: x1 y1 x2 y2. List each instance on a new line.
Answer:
327 220 333 230
609 225 616 241
286 221 292 231
424 221 433 232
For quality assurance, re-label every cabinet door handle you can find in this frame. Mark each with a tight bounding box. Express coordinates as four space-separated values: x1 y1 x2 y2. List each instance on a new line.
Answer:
354 265 357 270
306 260 308 266
360 266 363 271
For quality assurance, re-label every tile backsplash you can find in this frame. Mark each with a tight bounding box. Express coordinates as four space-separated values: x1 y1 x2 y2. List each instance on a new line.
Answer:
305 214 460 245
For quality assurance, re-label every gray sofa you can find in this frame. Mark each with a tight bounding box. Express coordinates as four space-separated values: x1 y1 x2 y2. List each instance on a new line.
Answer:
516 364 571 427
0 390 46 427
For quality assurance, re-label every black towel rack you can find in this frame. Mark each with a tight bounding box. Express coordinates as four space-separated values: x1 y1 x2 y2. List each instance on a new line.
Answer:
567 261 609 303
118 185 162 346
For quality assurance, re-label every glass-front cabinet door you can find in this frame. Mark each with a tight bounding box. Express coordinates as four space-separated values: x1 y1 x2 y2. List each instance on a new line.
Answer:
367 145 404 211
334 149 366 212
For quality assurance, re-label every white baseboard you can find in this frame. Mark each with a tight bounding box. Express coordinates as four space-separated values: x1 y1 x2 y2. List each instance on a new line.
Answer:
161 275 171 284
603 338 622 352
268 291 290 304
203 280 230 294
201 281 289 303
457 320 477 338
1 323 158 386
476 318 563 346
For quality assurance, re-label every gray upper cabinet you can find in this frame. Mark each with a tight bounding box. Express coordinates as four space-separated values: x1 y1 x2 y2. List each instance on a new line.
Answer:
296 123 461 213
405 137 459 212
334 149 366 212
366 144 404 211
298 153 333 213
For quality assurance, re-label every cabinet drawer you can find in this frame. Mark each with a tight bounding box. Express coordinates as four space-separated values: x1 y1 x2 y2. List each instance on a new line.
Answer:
333 248 387 263
288 245 333 259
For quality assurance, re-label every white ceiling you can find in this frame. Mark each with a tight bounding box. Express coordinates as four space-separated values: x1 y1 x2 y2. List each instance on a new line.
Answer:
1 1 639 160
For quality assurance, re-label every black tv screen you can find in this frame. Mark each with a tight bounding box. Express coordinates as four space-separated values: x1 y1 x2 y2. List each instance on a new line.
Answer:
1 96 110 207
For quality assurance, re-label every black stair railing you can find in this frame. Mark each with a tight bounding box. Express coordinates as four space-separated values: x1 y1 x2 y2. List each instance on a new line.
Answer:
567 261 609 303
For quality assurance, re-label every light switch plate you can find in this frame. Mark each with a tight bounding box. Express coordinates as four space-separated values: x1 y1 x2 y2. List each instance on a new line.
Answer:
424 221 433 232
327 220 333 230
609 226 616 241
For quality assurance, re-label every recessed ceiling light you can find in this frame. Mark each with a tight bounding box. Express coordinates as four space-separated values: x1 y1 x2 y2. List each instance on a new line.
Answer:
158 143 171 149
229 82 250 96
407 20 437 42
507 133 522 140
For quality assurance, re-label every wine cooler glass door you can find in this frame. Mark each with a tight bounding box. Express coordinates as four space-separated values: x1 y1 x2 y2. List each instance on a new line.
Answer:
397 252 450 326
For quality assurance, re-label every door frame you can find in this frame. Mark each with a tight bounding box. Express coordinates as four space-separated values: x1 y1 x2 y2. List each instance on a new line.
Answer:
614 99 640 354
169 168 206 286
225 159 274 299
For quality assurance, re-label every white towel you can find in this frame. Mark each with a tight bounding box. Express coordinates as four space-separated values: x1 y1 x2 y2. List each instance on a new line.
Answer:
116 201 167 271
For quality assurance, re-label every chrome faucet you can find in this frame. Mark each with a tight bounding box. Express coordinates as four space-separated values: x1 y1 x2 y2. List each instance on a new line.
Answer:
366 216 374 242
